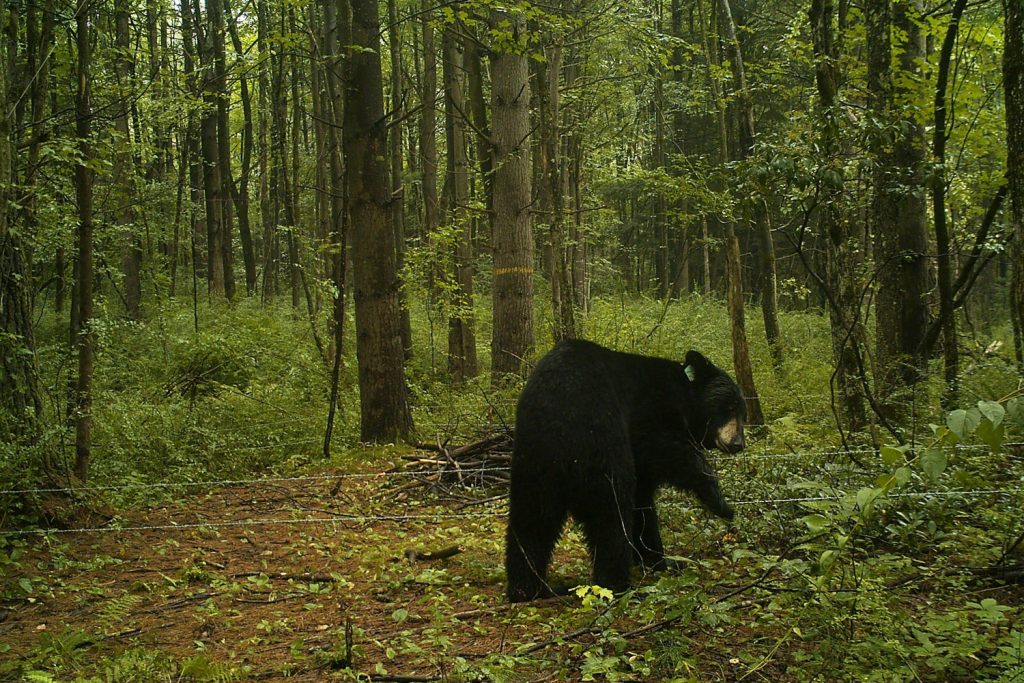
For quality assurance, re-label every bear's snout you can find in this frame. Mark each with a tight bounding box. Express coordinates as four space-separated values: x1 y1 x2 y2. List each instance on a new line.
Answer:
715 418 745 453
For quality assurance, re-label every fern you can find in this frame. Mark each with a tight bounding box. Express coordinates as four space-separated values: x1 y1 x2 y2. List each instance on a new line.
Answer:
97 593 142 633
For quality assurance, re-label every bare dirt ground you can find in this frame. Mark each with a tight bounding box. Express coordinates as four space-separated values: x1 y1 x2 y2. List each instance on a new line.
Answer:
4 466 746 681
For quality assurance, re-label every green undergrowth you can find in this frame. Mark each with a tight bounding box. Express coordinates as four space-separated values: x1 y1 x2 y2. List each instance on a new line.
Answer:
4 293 1023 680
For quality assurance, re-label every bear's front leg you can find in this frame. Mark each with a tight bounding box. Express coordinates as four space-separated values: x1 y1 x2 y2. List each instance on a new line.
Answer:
632 490 681 571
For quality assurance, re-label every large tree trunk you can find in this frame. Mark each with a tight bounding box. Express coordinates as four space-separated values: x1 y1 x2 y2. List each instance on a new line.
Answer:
345 0 413 441
810 0 867 431
869 0 930 401
1006 0 1024 369
73 0 94 482
443 29 479 381
489 9 535 379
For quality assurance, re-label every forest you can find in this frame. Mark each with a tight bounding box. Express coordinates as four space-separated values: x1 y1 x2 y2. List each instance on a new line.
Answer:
1 0 1024 678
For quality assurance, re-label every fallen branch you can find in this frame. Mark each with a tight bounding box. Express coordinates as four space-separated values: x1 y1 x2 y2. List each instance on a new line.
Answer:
404 545 463 562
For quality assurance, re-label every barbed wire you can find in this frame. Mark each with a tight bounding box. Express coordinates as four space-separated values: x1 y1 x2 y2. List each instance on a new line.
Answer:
4 441 1021 497
2 486 1021 537
0 467 515 495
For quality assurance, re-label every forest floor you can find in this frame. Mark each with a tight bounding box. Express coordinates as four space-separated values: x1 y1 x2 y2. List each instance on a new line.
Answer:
6 435 1024 681
2 461 765 682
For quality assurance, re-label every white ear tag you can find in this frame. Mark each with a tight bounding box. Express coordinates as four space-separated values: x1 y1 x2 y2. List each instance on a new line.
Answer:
684 365 696 382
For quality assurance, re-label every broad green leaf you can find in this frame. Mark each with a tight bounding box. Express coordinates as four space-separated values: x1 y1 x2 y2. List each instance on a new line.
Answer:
976 419 1004 452
977 400 1005 427
921 448 947 482
946 409 968 439
856 486 879 511
803 514 829 532
880 445 904 467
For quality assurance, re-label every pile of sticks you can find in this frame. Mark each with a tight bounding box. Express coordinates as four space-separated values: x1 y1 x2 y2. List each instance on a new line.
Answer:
392 431 514 494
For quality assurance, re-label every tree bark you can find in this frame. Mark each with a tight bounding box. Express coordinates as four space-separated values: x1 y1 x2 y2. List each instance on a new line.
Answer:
717 0 783 372
810 0 867 431
193 0 225 298
73 0 95 482
321 0 349 456
537 31 576 341
489 9 535 379
388 0 413 357
443 29 479 381
869 0 930 399
0 10 42 442
700 0 763 424
114 0 142 318
345 0 413 441
1006 0 1024 369
225 0 258 295
932 0 969 406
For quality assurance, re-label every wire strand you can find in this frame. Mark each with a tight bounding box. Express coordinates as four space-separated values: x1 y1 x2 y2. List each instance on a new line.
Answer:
2 487 1021 537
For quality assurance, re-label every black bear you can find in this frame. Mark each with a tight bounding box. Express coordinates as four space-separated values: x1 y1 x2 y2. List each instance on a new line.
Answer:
505 339 744 602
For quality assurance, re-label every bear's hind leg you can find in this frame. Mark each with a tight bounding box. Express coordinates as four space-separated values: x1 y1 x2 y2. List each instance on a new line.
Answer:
505 494 567 602
576 485 634 594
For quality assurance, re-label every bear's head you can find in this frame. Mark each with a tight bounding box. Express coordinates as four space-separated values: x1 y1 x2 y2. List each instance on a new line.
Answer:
683 350 746 454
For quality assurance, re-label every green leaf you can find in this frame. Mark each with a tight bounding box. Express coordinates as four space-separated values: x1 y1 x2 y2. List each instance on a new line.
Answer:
803 514 829 532
18 578 32 593
976 419 1004 452
946 410 968 439
880 446 904 467
391 608 408 622
856 486 880 511
977 400 1005 427
1007 397 1023 424
920 448 947 482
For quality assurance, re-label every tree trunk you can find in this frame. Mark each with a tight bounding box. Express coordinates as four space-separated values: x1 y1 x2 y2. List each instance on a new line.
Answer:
225 0 258 295
869 0 930 401
288 6 302 311
345 0 413 441
932 0 969 406
114 0 142 318
464 23 493 245
717 0 783 372
0 19 42 443
537 32 576 341
419 0 439 251
73 0 94 482
193 0 225 298
321 0 349 456
1006 0 1024 369
443 28 479 381
700 0 763 424
388 0 413 357
257 0 275 300
810 0 867 431
489 9 535 379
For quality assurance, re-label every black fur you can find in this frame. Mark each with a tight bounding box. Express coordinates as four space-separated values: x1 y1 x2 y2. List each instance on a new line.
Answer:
505 340 744 602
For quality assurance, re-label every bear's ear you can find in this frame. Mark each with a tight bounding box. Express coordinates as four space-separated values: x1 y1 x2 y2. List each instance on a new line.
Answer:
683 350 710 382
